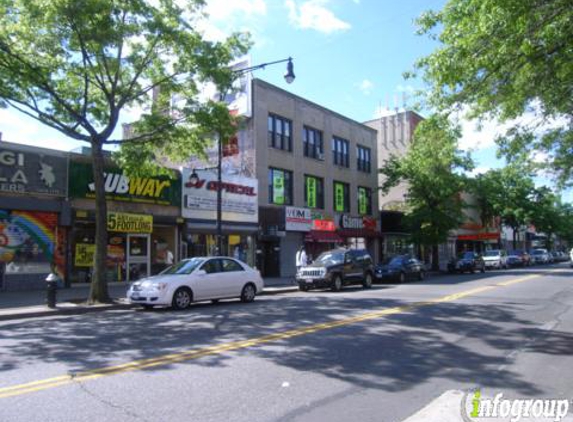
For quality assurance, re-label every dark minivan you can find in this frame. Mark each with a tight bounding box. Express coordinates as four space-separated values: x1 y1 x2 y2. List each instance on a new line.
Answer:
296 248 375 292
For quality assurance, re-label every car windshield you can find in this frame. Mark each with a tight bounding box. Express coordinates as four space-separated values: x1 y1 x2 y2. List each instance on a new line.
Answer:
458 252 475 259
531 250 544 255
160 258 205 275
382 256 405 266
483 251 500 257
315 251 344 265
508 251 521 256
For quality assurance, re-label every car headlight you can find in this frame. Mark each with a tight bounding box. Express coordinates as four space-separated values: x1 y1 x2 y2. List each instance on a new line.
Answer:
150 282 167 291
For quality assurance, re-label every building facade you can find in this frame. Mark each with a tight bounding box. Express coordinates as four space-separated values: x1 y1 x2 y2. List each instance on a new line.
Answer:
364 111 424 259
0 142 70 290
253 79 380 277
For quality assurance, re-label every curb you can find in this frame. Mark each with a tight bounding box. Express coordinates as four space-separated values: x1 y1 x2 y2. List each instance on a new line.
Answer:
0 286 298 322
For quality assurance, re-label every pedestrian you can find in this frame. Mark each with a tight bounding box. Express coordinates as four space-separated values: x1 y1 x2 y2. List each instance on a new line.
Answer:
165 248 174 268
295 245 307 272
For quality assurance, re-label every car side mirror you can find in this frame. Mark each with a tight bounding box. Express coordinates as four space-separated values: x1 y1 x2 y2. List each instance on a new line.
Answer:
195 269 207 276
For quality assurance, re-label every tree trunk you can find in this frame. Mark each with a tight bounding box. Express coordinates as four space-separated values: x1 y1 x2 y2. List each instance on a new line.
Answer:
88 140 111 303
512 227 518 250
431 244 439 271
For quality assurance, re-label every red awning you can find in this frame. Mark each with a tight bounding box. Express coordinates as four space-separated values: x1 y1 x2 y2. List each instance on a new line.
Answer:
304 231 344 243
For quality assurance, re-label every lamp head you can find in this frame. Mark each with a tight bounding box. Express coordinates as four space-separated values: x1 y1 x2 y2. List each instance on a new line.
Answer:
284 57 295 84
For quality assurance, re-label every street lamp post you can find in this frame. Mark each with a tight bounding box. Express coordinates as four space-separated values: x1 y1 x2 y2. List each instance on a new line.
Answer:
189 57 295 256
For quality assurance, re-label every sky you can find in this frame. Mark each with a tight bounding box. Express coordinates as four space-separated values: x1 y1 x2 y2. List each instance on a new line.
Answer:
0 0 570 202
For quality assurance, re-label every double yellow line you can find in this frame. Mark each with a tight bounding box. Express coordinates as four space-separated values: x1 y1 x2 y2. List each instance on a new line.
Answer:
0 272 547 399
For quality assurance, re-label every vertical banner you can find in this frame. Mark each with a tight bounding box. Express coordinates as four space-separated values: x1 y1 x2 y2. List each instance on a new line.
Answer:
335 183 345 212
273 171 285 205
307 177 316 208
358 188 367 214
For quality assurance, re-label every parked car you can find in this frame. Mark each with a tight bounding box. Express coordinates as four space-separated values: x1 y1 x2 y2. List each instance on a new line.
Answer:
530 248 550 265
374 255 425 282
448 251 486 274
482 249 508 270
508 250 531 267
127 257 264 310
296 248 374 292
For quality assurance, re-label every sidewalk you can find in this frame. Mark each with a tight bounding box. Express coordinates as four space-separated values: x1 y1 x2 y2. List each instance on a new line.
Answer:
0 277 298 322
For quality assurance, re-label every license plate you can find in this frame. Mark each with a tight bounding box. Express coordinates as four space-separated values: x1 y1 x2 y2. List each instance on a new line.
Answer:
305 279 313 283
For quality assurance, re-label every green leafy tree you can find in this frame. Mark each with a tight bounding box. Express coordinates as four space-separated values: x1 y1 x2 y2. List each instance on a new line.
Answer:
470 163 537 249
380 114 473 270
413 0 573 187
0 0 249 303
529 187 567 250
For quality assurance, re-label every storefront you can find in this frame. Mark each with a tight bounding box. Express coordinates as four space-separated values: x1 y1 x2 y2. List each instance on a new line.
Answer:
68 157 181 283
0 143 69 291
182 168 258 268
335 214 380 263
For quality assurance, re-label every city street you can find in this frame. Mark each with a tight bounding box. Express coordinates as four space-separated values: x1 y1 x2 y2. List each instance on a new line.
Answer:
1 264 572 422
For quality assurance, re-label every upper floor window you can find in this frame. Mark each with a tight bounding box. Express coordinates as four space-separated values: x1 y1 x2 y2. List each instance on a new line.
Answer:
332 136 349 168
268 167 293 205
268 114 292 152
304 175 324 209
357 145 371 173
333 181 350 212
357 186 372 215
303 126 324 160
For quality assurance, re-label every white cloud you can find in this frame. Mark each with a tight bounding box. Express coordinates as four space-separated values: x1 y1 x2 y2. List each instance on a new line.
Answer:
285 0 351 34
357 79 374 95
196 0 267 42
205 0 267 20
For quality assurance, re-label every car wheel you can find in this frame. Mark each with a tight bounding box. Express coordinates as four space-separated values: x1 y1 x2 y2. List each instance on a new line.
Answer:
240 283 256 303
141 305 154 311
211 299 220 304
331 275 343 292
362 273 373 289
299 285 309 292
418 271 425 281
399 272 406 283
172 287 192 310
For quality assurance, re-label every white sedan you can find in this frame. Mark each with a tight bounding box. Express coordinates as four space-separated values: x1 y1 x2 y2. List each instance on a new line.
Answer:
127 257 264 310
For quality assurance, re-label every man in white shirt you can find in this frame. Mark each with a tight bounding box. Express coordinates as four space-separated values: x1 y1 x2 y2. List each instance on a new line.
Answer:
165 249 174 266
295 245 307 272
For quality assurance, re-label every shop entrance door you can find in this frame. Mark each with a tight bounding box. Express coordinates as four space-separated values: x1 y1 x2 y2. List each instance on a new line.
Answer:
127 234 150 281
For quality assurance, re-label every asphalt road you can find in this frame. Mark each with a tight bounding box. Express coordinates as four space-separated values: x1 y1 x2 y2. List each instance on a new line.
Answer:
1 264 572 422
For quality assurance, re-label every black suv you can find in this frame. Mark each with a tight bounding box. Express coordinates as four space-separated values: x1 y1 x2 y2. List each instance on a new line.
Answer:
447 251 486 274
296 248 375 292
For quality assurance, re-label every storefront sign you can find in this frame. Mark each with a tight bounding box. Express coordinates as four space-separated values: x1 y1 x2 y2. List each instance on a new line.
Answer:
107 212 153 233
358 187 368 215
285 207 312 232
312 219 336 231
181 168 258 223
75 243 95 267
68 161 180 206
0 145 67 196
457 232 500 241
338 214 378 231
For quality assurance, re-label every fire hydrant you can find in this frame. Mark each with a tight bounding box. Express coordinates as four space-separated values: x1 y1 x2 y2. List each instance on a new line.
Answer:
45 272 59 308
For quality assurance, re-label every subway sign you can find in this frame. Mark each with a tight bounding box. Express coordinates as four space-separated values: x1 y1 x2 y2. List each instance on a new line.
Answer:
69 161 180 206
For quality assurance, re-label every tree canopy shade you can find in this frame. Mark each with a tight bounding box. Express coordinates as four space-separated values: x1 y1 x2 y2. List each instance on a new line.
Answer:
379 114 473 269
0 0 250 302
413 0 573 188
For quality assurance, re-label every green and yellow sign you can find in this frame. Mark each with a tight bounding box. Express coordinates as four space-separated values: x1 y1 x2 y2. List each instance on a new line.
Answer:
107 212 152 233
334 182 345 212
306 177 317 208
75 243 95 267
358 187 368 215
68 161 180 206
273 171 285 205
